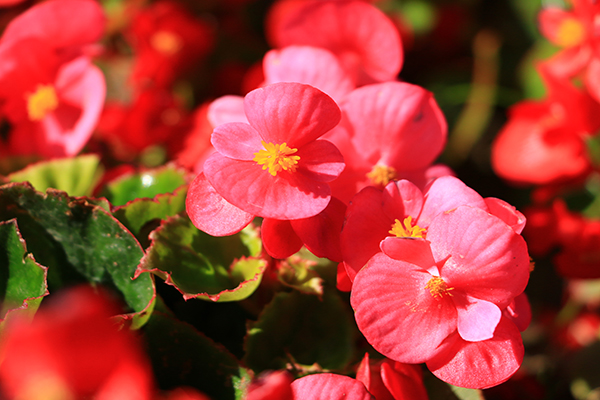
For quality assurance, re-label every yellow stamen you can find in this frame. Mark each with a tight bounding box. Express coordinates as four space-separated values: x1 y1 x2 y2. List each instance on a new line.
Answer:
555 17 585 48
150 30 183 55
425 276 454 299
389 216 427 239
253 141 300 176
366 164 397 187
26 84 59 121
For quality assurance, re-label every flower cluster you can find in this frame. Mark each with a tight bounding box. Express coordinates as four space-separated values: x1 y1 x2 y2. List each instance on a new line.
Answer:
491 0 600 280
3 0 592 398
185 0 531 390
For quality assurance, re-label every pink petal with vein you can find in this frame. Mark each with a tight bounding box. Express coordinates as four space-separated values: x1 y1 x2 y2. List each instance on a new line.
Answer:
244 82 341 148
427 317 524 389
291 373 373 400
351 253 456 363
211 122 263 160
418 176 485 227
207 95 247 126
296 140 345 183
263 45 354 102
186 172 254 236
428 206 530 309
204 153 331 219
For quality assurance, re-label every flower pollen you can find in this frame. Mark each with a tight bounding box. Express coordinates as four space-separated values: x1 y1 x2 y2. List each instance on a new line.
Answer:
253 141 300 176
367 164 397 186
425 276 453 299
150 30 183 55
389 216 426 238
26 84 59 121
556 18 585 48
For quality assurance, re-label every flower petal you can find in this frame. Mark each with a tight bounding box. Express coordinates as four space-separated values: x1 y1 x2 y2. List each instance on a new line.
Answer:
428 206 530 309
381 179 424 221
207 95 247 126
291 196 346 261
427 317 524 389
204 152 331 219
340 186 392 279
380 237 436 272
453 293 502 342
484 197 526 234
351 253 457 364
261 218 303 259
263 45 354 102
186 172 254 236
291 373 373 400
418 176 486 227
244 82 341 148
211 122 263 160
340 82 446 171
297 139 345 183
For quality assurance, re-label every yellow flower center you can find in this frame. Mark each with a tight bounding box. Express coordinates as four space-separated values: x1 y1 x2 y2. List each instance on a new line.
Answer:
26 84 59 121
15 374 75 400
425 276 453 299
253 141 300 176
150 30 183 55
555 18 585 48
389 216 427 239
366 164 397 187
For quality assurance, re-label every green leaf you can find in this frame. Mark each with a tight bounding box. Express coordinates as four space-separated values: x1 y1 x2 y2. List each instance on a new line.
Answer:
6 154 103 197
277 256 324 296
244 290 354 373
450 385 485 400
232 367 253 400
137 215 266 302
113 185 188 246
101 164 189 206
144 311 242 400
0 182 155 329
0 219 48 332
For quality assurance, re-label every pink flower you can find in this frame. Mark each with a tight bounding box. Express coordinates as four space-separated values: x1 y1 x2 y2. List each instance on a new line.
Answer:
351 206 530 388
269 0 403 86
324 81 447 203
200 82 344 221
0 0 106 158
340 176 487 282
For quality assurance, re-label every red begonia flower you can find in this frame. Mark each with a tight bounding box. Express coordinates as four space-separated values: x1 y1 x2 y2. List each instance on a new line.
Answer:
97 87 190 159
127 1 215 88
0 39 105 158
351 206 530 369
1 0 105 61
340 176 486 281
491 65 600 185
203 82 344 220
356 353 429 400
290 373 373 400
0 286 153 400
325 81 447 203
270 0 402 86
